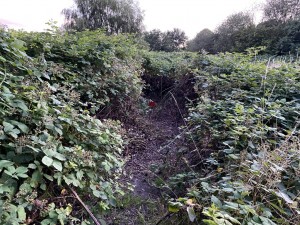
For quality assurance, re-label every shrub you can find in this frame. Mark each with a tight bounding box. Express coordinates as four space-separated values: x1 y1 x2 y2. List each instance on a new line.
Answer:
0 28 143 224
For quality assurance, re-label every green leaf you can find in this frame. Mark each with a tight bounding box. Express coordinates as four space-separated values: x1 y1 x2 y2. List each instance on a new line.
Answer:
42 156 53 167
53 160 63 171
168 202 182 213
224 214 241 224
15 166 28 174
9 120 29 133
3 121 14 132
0 55 7 62
14 100 29 111
44 174 54 181
53 152 66 161
211 195 222 208
17 206 26 221
8 128 20 138
28 163 37 169
11 39 26 50
203 219 218 225
0 160 14 169
187 206 197 222
275 190 294 204
54 127 63 135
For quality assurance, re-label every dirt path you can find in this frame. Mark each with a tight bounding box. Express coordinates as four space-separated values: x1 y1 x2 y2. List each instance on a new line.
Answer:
105 96 185 224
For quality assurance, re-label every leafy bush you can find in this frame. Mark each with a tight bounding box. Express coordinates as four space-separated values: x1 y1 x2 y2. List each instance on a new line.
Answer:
0 27 143 224
168 51 300 224
190 52 300 154
142 51 196 78
13 26 144 118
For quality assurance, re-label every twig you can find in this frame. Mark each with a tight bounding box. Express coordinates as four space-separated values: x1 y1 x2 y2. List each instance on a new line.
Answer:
69 187 103 225
169 92 202 159
155 212 173 225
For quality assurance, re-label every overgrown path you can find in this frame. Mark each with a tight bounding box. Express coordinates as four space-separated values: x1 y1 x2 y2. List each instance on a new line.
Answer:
106 93 186 224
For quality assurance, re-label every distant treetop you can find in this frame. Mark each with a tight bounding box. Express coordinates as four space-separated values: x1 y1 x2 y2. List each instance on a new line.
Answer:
62 0 144 34
263 0 300 22
144 28 187 52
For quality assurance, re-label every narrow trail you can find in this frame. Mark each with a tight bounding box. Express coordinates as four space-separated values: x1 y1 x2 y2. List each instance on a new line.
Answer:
106 94 186 225
127 104 182 199
104 74 197 224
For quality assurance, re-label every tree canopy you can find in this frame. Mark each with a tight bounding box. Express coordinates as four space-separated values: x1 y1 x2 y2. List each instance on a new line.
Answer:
188 1 300 55
214 12 255 52
263 0 300 22
62 0 144 34
144 28 187 52
186 28 215 53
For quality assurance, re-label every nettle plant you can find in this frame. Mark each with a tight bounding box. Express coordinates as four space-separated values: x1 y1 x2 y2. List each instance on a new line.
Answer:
0 29 129 224
168 52 300 224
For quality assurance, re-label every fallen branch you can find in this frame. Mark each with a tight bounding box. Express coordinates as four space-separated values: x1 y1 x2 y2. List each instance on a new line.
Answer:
69 187 103 225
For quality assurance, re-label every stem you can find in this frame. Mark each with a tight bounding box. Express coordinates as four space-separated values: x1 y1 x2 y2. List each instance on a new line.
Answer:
0 69 7 88
69 187 103 225
155 212 173 225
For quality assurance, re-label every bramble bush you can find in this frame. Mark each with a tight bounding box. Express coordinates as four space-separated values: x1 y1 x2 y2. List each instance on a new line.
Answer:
167 50 300 224
12 25 144 119
0 27 143 224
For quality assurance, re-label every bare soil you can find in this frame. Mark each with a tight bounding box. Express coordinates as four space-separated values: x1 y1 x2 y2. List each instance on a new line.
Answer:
105 94 186 225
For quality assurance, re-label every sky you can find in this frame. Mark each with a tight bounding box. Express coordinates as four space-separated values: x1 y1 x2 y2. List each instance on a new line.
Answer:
0 0 265 39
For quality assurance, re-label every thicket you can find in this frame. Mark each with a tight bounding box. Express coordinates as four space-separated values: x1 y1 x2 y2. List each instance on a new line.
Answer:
0 27 143 224
166 50 300 224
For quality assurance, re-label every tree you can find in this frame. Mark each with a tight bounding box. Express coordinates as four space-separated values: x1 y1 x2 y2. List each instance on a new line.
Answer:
161 28 187 52
144 29 164 51
214 12 255 52
263 0 300 22
187 29 215 53
62 0 144 34
143 28 187 52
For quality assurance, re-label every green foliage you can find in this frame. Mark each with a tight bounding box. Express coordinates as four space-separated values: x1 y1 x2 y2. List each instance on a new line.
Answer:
187 28 215 53
13 27 143 116
167 51 300 224
188 1 300 55
144 28 188 52
190 52 300 152
62 0 144 34
0 27 143 223
263 0 300 22
214 12 256 52
142 51 196 78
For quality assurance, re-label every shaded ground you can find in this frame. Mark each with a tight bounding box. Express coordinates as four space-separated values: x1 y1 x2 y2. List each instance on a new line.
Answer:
105 93 187 225
103 73 198 224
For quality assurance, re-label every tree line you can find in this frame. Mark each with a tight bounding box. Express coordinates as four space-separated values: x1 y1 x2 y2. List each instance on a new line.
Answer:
187 0 300 54
62 0 300 54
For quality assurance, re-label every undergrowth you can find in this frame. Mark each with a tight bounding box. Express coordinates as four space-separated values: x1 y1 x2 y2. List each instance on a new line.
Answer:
166 50 300 224
0 26 143 224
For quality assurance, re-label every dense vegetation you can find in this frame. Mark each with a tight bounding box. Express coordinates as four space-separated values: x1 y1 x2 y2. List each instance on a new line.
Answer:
0 27 143 224
0 0 300 224
167 51 300 224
